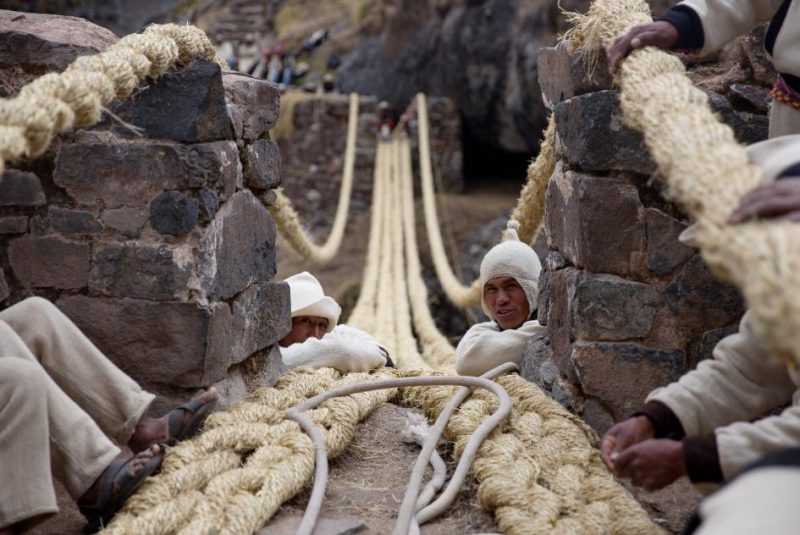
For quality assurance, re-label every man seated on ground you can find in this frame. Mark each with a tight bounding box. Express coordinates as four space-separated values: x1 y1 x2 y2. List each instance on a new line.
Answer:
456 220 545 376
279 271 390 372
607 0 799 138
0 297 217 534
600 136 800 515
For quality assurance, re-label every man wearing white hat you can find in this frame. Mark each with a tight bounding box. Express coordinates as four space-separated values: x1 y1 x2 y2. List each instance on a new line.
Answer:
279 272 389 373
455 220 546 376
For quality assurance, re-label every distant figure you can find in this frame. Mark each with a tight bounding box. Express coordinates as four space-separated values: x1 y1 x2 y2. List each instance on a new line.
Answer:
301 29 330 55
281 54 296 86
237 33 260 75
327 54 341 70
267 53 283 84
213 33 235 69
377 101 397 140
321 72 336 93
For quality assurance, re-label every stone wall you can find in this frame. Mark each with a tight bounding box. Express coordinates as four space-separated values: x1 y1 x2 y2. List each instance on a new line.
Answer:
524 38 773 435
276 92 462 236
0 13 290 411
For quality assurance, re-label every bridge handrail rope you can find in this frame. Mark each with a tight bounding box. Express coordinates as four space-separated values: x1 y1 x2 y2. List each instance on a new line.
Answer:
268 92 360 265
566 0 800 368
415 94 483 308
0 23 222 174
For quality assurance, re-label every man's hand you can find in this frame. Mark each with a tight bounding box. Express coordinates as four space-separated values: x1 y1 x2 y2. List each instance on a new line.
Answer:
608 22 679 74
729 178 800 224
614 438 687 491
601 415 655 472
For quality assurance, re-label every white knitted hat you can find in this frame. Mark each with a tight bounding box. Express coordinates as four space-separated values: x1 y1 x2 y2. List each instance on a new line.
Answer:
283 271 341 333
479 220 542 320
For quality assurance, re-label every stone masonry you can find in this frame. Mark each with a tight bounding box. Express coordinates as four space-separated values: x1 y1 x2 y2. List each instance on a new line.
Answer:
0 12 290 411
524 38 773 436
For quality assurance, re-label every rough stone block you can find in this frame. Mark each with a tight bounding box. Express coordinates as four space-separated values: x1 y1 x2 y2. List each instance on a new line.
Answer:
581 398 615 436
664 254 744 332
112 59 233 142
49 206 103 235
223 71 280 139
0 216 28 234
230 281 291 363
545 169 646 276
101 207 148 238
57 296 235 387
555 90 655 175
0 268 8 302
0 169 46 206
573 274 662 341
519 333 557 390
9 235 89 289
545 267 582 378
645 208 694 276
706 91 768 145
688 323 739 369
91 242 194 301
537 43 612 109
149 191 199 236
199 191 277 300
54 139 240 208
573 342 685 419
198 187 219 222
242 139 282 190
0 9 117 71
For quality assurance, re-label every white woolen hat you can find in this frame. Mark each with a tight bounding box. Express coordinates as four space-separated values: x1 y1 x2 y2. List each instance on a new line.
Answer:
283 271 341 333
479 220 542 320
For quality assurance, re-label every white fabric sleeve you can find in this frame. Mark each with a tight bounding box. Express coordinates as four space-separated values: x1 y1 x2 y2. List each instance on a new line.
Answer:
716 404 800 479
455 319 546 376
280 324 387 373
679 0 785 56
647 312 795 437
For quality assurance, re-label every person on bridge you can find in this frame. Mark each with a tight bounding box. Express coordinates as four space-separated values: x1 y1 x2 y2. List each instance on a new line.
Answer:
455 220 545 376
607 0 800 138
600 135 800 534
279 272 391 372
0 297 217 534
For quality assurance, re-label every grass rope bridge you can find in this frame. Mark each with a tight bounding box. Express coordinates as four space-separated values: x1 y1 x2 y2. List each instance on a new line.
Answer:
5 0 791 529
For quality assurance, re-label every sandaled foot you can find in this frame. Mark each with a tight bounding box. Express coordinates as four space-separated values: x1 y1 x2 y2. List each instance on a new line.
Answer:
78 445 162 533
128 388 217 452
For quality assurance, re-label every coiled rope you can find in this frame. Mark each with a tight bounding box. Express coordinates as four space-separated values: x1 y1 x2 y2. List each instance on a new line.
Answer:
567 0 800 368
268 93 360 264
0 23 222 173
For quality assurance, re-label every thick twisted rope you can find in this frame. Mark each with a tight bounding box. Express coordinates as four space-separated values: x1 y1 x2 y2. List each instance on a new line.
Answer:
268 93 360 265
569 0 800 368
510 115 557 245
416 94 483 308
0 23 222 174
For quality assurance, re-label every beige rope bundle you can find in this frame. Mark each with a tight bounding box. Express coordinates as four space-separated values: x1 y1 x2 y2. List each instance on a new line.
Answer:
569 0 800 367
268 93 361 265
510 115 557 245
401 372 661 534
0 23 222 173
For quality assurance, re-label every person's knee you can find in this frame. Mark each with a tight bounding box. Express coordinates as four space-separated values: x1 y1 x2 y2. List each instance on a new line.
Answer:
8 296 62 328
0 359 46 403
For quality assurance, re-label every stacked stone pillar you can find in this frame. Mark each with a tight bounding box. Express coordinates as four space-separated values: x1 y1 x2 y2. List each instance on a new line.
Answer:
525 43 765 434
0 14 290 411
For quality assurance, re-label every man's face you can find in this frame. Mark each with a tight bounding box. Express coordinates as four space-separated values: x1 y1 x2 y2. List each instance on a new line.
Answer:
280 315 330 346
483 276 530 330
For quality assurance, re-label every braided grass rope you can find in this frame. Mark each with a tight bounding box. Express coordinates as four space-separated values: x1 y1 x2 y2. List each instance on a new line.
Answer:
416 94 483 308
511 114 557 245
268 93 361 265
399 134 458 369
0 23 222 174
569 0 800 367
